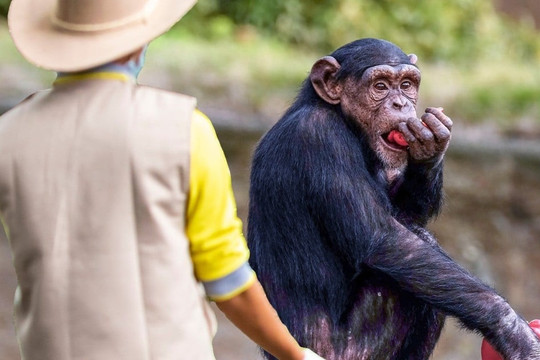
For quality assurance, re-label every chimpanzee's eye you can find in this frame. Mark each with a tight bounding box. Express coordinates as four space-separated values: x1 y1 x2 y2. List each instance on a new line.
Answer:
401 80 411 90
374 82 387 91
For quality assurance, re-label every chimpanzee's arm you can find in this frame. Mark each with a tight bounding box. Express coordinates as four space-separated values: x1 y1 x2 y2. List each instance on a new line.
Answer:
309 153 540 359
366 223 540 359
391 160 444 226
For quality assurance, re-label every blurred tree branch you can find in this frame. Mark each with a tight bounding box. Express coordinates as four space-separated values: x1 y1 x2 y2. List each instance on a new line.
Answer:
0 0 8 18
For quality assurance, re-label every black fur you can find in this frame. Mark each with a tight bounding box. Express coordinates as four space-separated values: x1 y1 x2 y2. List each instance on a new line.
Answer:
247 39 540 360
330 38 414 81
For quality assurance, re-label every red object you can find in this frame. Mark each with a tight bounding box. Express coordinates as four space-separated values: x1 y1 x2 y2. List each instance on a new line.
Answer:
481 319 540 360
530 319 540 336
481 339 503 360
387 130 408 147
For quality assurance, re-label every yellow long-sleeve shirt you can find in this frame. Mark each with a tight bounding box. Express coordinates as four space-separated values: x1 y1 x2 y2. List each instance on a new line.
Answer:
187 110 255 301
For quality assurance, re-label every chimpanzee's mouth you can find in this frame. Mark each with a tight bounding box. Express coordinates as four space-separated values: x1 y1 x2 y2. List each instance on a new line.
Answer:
381 133 408 151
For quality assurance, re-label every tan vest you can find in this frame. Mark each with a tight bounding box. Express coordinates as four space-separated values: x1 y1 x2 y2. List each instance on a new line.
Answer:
0 79 217 360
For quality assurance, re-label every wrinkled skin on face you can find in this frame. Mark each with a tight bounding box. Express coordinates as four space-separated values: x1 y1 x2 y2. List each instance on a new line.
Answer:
310 57 452 180
341 64 420 170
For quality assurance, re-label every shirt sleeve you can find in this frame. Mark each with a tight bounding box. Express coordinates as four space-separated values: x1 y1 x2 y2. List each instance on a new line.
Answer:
187 110 256 301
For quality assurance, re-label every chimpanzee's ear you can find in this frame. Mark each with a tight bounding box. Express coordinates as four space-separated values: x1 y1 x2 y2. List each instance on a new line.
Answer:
408 53 418 65
310 56 342 105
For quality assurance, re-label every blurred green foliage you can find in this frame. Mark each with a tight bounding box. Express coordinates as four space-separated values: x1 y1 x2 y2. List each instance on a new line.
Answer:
448 64 540 128
1 0 539 128
2 0 540 64
175 0 540 128
178 0 540 64
0 0 8 18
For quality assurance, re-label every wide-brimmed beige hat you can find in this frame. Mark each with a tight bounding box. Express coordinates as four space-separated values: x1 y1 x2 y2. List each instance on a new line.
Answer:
8 0 197 72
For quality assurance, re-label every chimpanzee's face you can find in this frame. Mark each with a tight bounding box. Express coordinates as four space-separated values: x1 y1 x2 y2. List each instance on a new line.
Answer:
340 64 421 171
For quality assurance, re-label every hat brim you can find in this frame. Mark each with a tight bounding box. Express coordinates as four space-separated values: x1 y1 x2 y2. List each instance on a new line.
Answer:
8 0 197 72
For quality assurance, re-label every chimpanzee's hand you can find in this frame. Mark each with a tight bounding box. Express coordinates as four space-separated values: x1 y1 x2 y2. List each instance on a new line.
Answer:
398 107 452 164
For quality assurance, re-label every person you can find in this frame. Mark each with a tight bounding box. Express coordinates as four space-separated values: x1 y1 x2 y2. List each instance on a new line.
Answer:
0 0 324 359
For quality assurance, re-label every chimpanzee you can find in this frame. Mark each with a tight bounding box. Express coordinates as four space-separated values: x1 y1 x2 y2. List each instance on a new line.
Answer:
247 38 540 360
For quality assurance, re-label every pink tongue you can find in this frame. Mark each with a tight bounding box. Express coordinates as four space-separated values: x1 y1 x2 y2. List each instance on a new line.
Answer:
388 130 408 146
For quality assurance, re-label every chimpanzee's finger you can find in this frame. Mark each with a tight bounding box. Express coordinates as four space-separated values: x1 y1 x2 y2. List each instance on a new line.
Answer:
425 107 453 130
421 112 451 144
397 121 416 145
405 117 433 145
